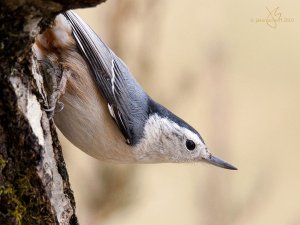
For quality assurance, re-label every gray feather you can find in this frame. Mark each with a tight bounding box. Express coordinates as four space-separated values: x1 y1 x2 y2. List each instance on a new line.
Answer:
63 11 149 145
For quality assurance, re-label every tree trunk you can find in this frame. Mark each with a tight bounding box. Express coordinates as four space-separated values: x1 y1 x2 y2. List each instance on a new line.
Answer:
0 1 106 224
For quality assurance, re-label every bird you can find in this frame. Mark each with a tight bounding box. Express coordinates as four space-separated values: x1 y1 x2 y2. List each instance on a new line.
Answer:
33 10 237 170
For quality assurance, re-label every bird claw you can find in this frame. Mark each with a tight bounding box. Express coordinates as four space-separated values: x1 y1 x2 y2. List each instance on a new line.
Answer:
37 59 68 119
55 101 64 113
43 101 64 119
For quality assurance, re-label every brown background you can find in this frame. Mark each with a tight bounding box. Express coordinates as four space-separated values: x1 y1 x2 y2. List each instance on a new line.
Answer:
58 1 300 224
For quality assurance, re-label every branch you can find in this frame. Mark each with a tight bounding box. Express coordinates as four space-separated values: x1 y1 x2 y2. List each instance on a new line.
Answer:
0 0 106 224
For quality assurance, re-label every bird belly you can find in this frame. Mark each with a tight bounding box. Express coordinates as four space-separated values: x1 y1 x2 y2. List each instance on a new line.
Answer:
54 74 137 163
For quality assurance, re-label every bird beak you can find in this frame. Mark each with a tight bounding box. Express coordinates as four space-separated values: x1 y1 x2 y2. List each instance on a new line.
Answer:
203 152 237 170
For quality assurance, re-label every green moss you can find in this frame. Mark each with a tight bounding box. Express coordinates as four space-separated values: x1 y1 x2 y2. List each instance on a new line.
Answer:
0 155 6 172
16 175 49 224
0 185 26 225
0 166 54 225
0 186 13 195
9 196 26 225
0 176 53 224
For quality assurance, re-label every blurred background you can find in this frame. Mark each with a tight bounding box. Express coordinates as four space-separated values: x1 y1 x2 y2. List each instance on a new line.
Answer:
58 1 300 224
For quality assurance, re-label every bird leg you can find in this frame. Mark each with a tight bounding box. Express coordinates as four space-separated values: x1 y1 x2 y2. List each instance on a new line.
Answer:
37 58 69 119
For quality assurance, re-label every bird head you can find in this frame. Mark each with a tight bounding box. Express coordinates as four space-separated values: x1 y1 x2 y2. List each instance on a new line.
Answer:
135 101 237 170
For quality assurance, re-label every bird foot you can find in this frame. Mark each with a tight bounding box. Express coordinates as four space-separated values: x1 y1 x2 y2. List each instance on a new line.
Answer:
37 59 69 119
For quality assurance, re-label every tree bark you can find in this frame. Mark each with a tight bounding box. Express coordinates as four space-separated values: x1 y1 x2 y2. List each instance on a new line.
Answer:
0 1 106 224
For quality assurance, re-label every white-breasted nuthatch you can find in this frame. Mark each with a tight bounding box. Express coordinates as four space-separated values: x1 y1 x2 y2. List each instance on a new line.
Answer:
34 11 237 169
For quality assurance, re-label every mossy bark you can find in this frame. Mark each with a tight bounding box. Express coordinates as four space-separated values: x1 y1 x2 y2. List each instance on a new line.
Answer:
0 0 106 224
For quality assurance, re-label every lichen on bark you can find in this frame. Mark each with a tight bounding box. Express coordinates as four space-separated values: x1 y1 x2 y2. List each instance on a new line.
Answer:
0 0 106 224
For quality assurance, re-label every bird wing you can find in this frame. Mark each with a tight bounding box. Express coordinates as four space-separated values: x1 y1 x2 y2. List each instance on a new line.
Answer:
63 11 148 145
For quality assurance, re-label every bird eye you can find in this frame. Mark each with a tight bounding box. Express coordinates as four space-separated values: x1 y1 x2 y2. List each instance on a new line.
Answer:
186 139 196 151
